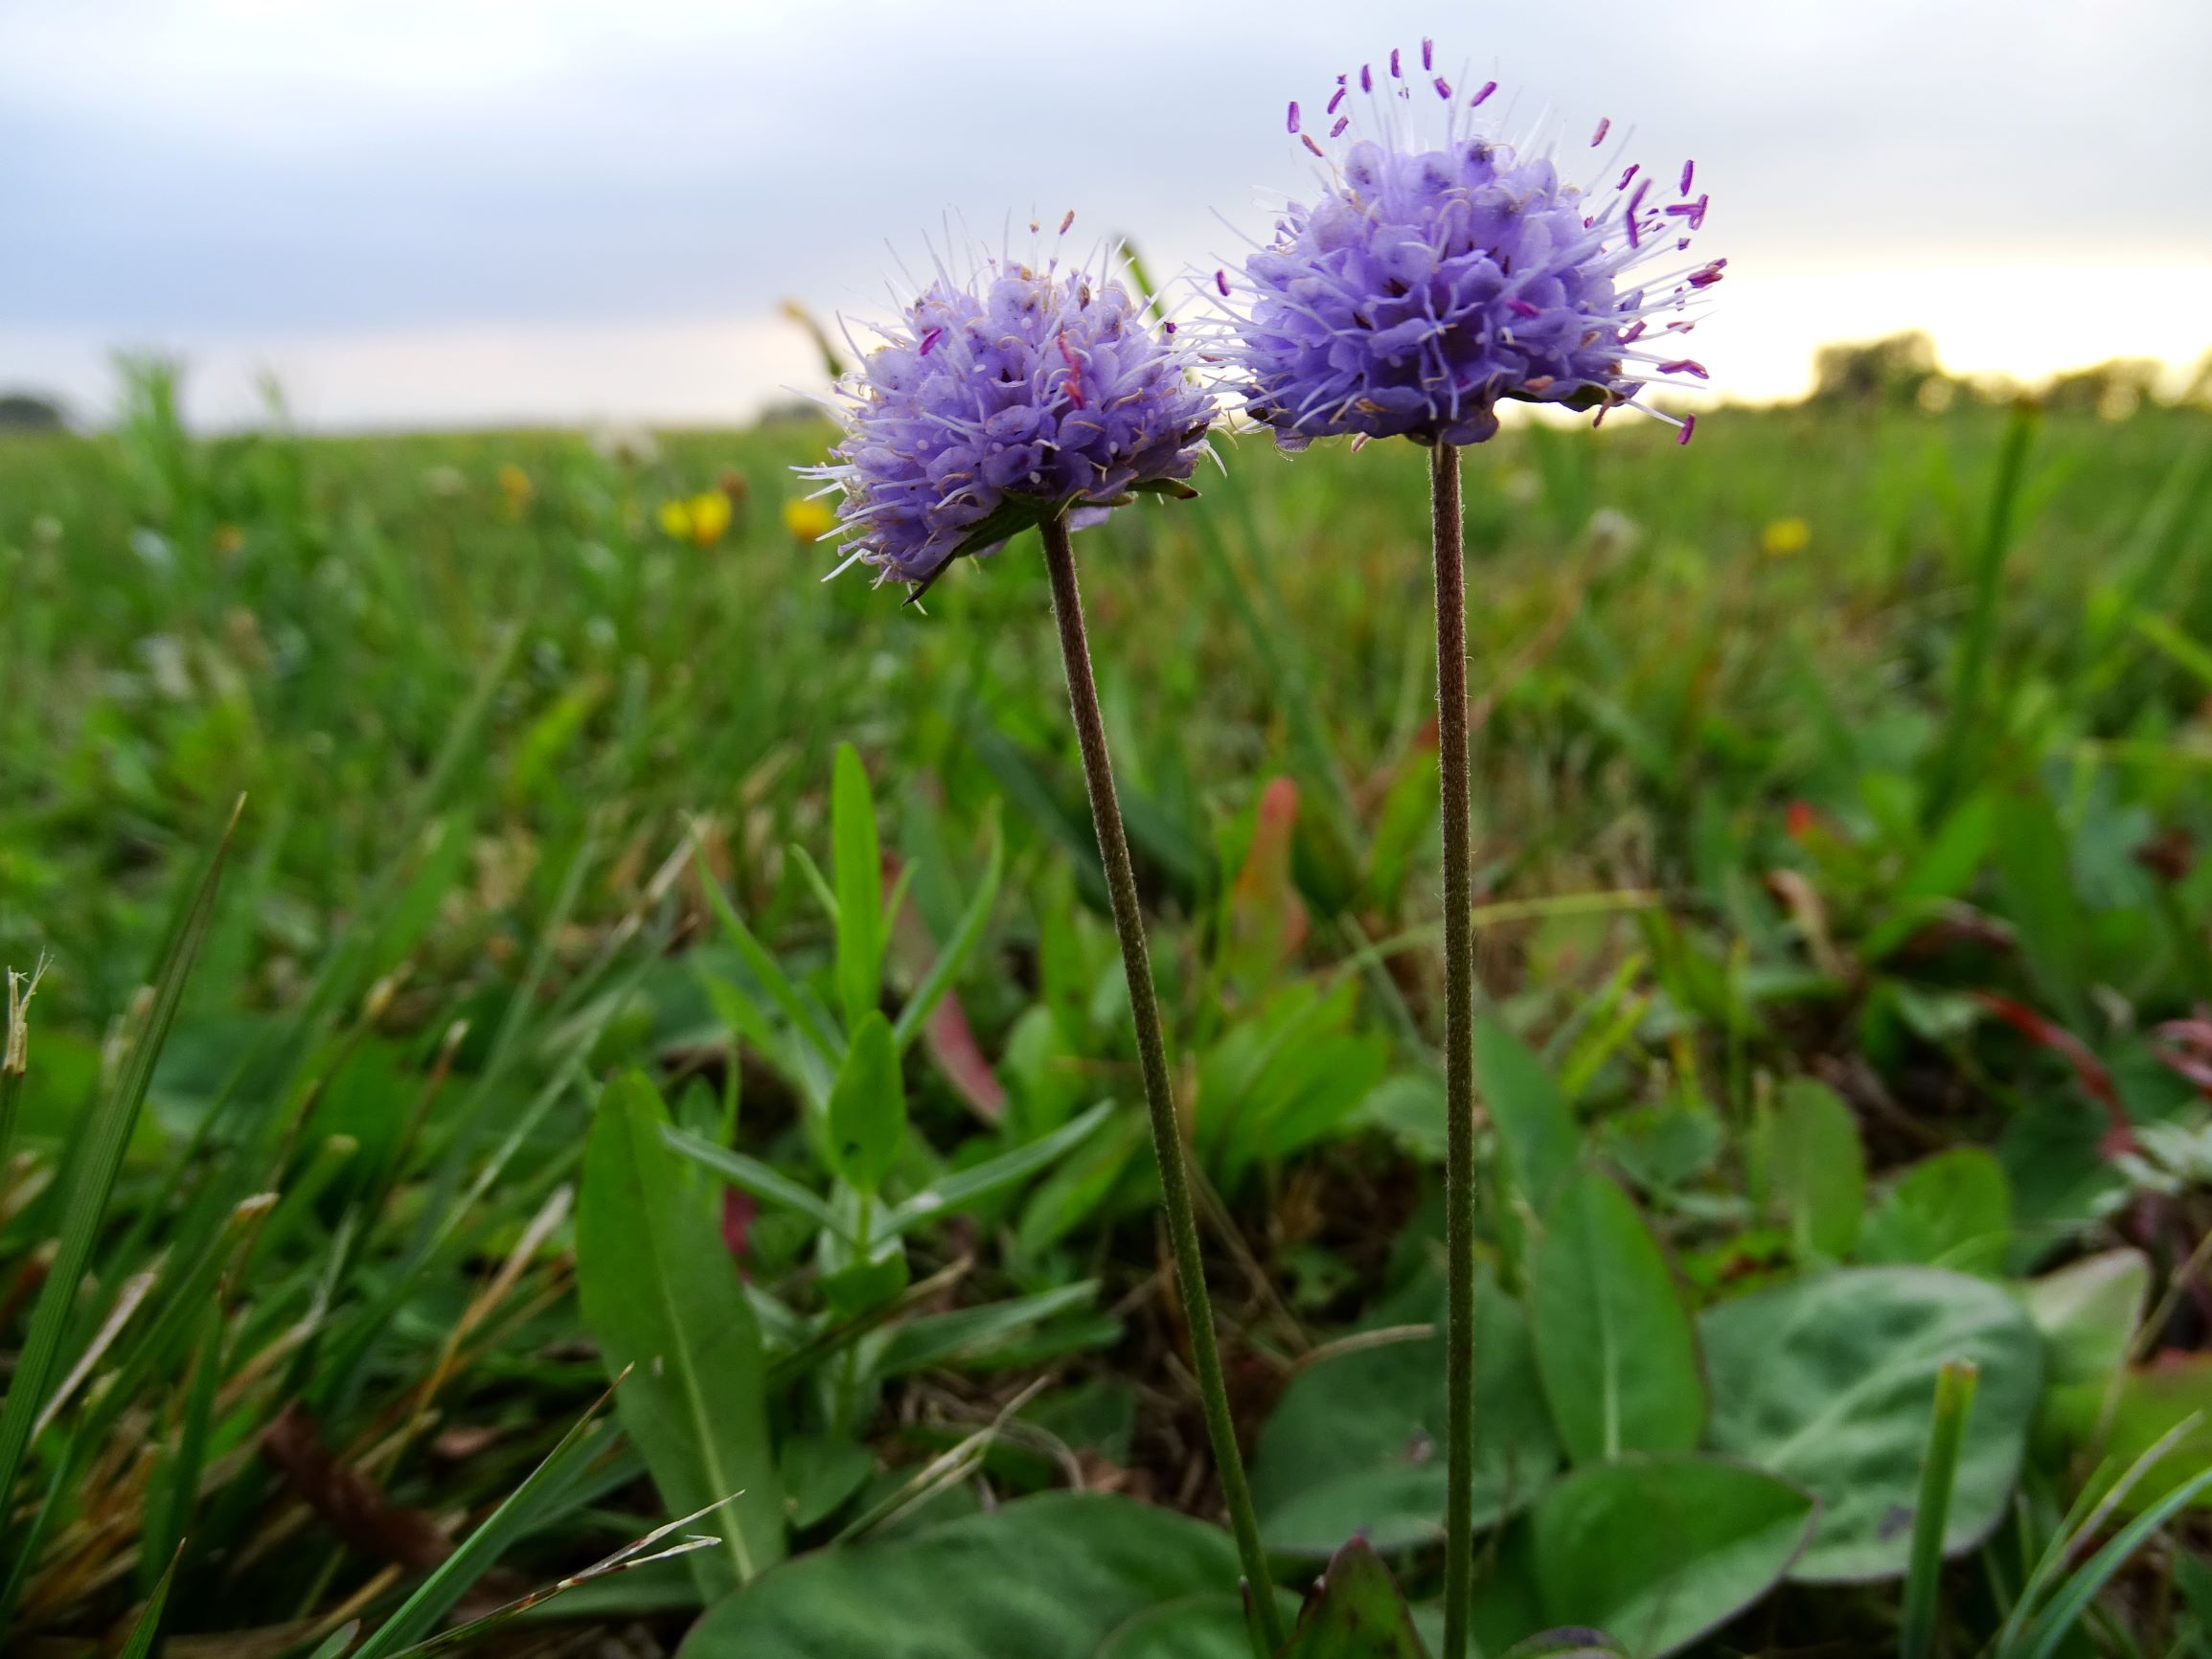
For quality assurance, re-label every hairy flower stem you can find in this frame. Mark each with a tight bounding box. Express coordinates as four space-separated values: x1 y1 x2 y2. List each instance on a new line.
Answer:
1431 441 1477 1659
1039 515 1284 1651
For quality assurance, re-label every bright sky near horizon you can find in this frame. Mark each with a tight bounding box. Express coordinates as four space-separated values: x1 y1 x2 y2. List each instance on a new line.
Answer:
2 0 2207 430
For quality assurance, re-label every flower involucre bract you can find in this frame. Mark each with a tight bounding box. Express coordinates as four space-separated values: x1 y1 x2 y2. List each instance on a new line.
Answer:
1220 44 1722 449
810 235 1216 592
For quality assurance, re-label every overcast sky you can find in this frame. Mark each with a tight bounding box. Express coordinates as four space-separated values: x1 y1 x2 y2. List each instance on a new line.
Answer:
3 0 2207 429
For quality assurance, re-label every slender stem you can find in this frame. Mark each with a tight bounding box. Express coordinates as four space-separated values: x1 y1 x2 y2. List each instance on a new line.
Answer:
1038 515 1283 1651
1901 1359 1978 1659
1430 440 1477 1659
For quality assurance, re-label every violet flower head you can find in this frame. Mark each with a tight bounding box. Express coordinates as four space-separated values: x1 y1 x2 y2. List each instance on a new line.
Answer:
1218 50 1722 448
806 234 1216 594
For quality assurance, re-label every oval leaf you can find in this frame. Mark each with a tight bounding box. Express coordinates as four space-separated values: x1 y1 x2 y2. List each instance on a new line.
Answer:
1530 1171 1705 1464
1700 1265 2042 1581
1530 1454 1816 1657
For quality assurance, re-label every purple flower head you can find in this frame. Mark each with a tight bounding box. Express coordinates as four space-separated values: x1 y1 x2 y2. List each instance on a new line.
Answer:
1215 50 1722 448
805 235 1216 595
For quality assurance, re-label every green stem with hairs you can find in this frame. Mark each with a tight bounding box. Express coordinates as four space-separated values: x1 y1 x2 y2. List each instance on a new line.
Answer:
1038 514 1283 1651
1431 440 1478 1659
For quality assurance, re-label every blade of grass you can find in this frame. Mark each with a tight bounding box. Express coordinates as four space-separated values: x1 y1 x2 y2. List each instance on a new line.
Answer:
1928 401 2037 819
349 1381 623 1659
891 812 1003 1053
2009 1466 2212 1659
0 798 239 1594
117 1545 181 1659
1901 1359 1978 1659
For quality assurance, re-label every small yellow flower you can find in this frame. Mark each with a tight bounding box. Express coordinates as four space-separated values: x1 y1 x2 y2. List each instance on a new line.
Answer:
657 491 733 548
1761 516 1811 557
213 523 245 557
497 463 533 516
783 497 837 545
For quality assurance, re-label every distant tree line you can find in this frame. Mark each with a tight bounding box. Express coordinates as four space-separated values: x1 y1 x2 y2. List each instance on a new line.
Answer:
1807 331 2211 418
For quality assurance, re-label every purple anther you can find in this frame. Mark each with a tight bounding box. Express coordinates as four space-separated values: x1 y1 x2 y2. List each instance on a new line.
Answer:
1590 116 1610 147
1471 80 1496 105
1676 414 1697 445
1288 102 1301 134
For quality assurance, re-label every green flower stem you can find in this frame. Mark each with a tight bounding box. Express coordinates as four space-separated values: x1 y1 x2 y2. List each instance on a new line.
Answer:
1901 1359 1979 1659
1038 514 1283 1652
1431 439 1477 1659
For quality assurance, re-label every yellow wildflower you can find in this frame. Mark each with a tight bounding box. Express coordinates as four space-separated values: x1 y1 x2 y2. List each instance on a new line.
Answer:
783 497 837 545
657 491 733 548
1761 516 1811 557
496 463 533 516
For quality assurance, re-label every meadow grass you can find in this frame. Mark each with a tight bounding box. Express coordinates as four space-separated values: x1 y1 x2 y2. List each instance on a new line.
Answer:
4 368 2212 1655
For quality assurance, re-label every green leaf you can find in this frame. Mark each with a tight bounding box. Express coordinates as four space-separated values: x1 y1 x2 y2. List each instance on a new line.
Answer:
876 1282 1102 1375
1475 1014 1579 1231
1278 1537 1430 1658
1701 1266 2042 1581
1530 1171 1705 1464
1496 1636 1628 1659
833 742 885 1033
780 1434 876 1531
883 1101 1114 1234
1993 783 2087 1027
678 1491 1250 1657
1858 1148 2012 1276
577 1073 785 1598
1768 1079 1864 1261
1252 1270 1560 1556
826 1011 904 1195
664 1125 852 1239
892 814 1005 1053
1529 1454 1816 1657
2019 1248 2147 1391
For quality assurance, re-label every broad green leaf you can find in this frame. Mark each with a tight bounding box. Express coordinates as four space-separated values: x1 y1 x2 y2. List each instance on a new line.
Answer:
1530 1172 1705 1464
678 1491 1248 1658
827 1011 904 1195
2019 1248 2147 1390
1858 1148 2012 1276
1277 1537 1429 1657
577 1073 784 1598
833 742 885 1033
1253 1270 1560 1556
1475 1014 1578 1229
1701 1266 2041 1581
780 1434 876 1531
1768 1079 1864 1261
1529 1454 1816 1657
2042 1353 2212 1514
1497 1636 1629 1659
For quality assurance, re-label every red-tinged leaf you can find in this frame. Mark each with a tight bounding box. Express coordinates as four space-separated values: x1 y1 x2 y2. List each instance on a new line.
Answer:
2151 1017 2212 1097
1230 776 1310 978
721 1186 759 1265
1973 990 2134 1153
924 983 1006 1121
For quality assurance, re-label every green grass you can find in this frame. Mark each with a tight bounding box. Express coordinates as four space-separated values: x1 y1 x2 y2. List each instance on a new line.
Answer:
5 361 2212 1656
